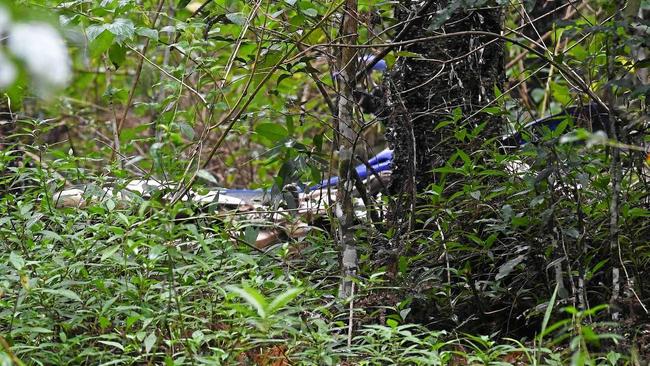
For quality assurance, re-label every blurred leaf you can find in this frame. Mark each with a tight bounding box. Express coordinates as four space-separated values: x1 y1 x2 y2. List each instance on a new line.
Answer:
41 288 82 302
143 333 157 353
106 18 135 43
268 288 303 314
136 27 158 41
225 13 246 25
256 123 288 142
108 44 126 68
9 252 25 271
227 285 268 318
496 255 525 280
88 29 115 58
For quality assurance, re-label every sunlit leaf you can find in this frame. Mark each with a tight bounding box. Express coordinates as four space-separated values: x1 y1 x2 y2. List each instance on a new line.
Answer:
227 285 268 318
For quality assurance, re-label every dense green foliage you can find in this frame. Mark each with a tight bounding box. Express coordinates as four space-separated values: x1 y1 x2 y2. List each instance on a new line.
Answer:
1 0 649 364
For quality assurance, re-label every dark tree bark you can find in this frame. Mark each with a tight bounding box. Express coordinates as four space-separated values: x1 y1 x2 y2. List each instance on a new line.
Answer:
385 1 505 234
377 0 509 331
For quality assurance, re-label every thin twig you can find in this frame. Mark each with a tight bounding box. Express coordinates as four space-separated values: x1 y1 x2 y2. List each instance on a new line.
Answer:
114 0 165 145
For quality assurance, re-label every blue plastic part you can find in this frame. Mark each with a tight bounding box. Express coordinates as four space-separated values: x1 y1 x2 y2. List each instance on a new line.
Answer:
310 158 392 191
372 59 387 72
367 148 393 165
213 149 394 197
361 55 387 72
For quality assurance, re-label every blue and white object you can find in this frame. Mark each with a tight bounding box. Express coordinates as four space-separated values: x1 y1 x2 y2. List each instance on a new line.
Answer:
361 54 387 72
310 149 393 190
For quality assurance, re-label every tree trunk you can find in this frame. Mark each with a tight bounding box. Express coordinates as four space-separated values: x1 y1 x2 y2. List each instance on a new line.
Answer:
385 1 504 237
336 0 359 298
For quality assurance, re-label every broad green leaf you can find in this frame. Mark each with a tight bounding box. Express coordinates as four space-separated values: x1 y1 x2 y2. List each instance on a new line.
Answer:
101 244 121 261
255 123 288 142
86 25 108 41
108 44 126 68
178 122 195 141
495 255 525 281
97 340 125 351
136 27 158 41
226 285 268 318
196 169 217 184
88 29 115 58
268 288 303 314
106 18 135 43
41 288 82 302
9 252 25 270
302 8 318 17
226 13 246 25
243 226 259 246
40 230 63 242
177 0 191 8
143 332 156 353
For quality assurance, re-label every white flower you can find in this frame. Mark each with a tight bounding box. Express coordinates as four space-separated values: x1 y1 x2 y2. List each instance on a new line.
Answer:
0 51 16 87
8 22 71 91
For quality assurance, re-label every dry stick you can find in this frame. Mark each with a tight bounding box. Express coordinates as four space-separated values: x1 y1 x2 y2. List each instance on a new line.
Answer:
436 219 452 301
540 37 568 116
219 0 263 89
295 43 337 115
113 0 165 162
506 1 586 70
606 4 623 321
126 47 207 105
190 0 214 17
0 335 23 366
539 3 574 116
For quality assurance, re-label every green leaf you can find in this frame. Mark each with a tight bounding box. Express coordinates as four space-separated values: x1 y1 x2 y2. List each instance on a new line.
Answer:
86 25 108 41
243 226 259 246
101 244 121 261
302 8 318 17
255 123 288 142
9 252 25 270
196 169 217 184
136 27 158 41
108 44 127 68
225 13 246 25
89 30 115 58
551 83 571 105
495 254 525 281
178 122 195 140
98 340 125 351
106 18 135 43
394 51 421 58
227 285 268 318
40 230 63 242
268 287 303 314
538 283 559 345
143 332 157 353
41 288 82 302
